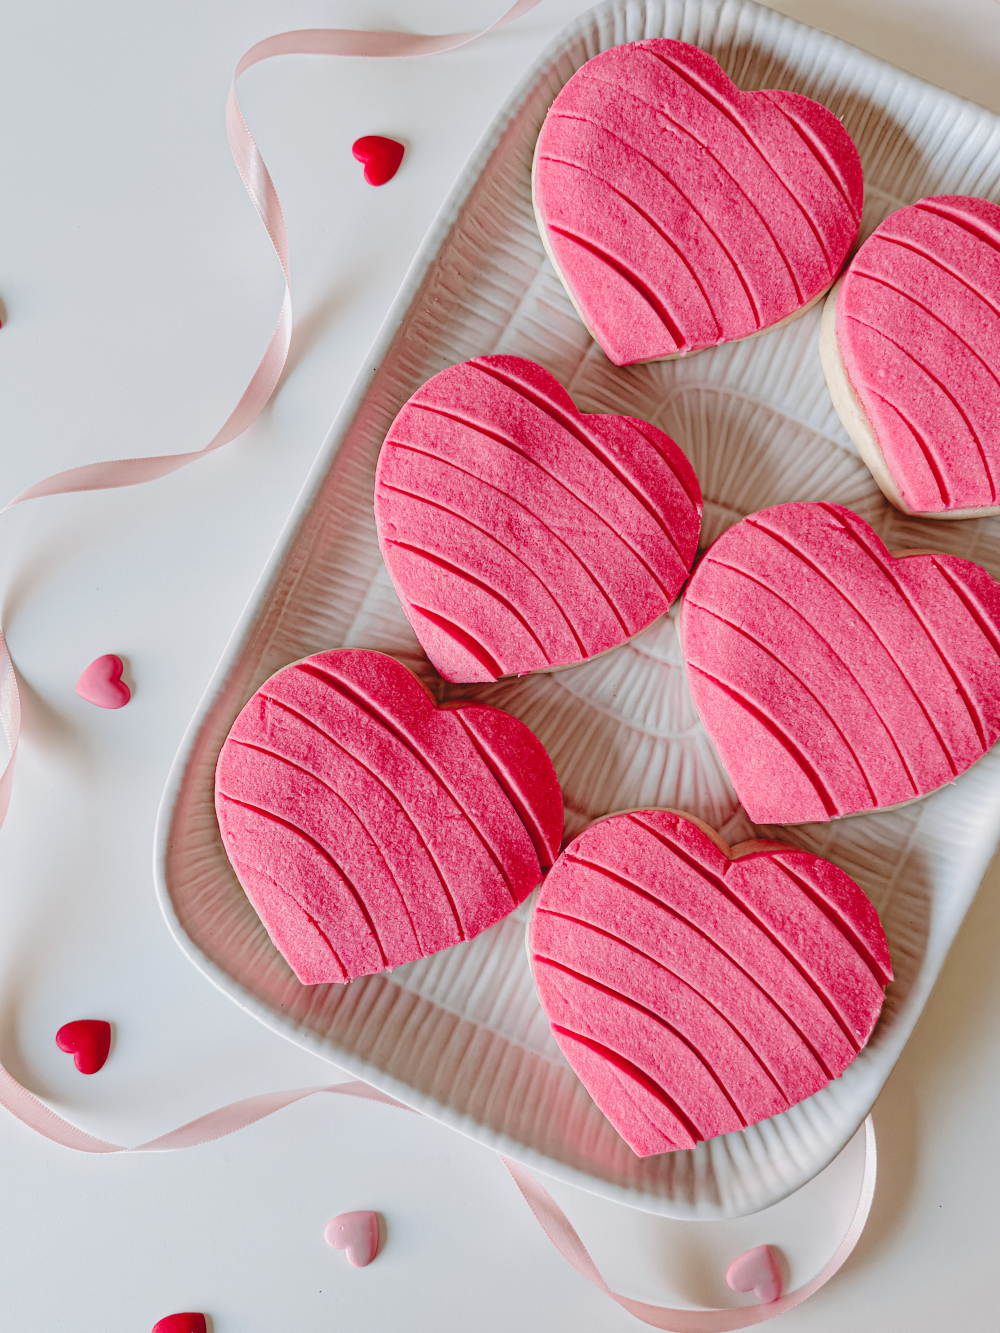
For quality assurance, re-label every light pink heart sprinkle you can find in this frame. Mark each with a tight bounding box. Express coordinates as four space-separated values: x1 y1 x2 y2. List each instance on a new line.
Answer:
75 654 130 709
726 1245 782 1304
324 1211 379 1267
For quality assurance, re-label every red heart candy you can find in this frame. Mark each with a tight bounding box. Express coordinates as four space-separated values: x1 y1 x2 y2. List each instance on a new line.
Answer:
533 39 862 365
352 135 404 186
374 355 702 682
528 810 891 1157
216 649 563 984
75 654 130 709
825 196 1000 517
726 1245 782 1303
55 1019 111 1075
324 1211 380 1267
681 501 1000 824
151 1316 207 1333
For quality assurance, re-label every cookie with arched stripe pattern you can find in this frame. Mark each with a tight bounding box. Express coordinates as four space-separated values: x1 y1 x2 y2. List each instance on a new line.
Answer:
216 650 563 983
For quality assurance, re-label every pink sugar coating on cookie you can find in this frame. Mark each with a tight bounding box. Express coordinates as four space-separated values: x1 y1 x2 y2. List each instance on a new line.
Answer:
216 649 563 984
375 355 701 682
837 196 1000 513
681 501 1000 824
528 809 891 1156
533 39 863 365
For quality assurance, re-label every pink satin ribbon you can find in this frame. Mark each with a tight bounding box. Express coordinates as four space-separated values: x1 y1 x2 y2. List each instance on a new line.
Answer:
0 1059 875 1328
0 9 877 1322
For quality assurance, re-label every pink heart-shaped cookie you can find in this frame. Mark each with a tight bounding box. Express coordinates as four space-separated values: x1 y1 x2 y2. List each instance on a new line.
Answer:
216 649 563 984
821 196 1000 518
726 1245 782 1303
374 355 702 682
151 1316 206 1333
75 654 130 709
352 135 404 186
55 1019 111 1074
533 39 863 366
324 1211 380 1267
681 501 1000 824
528 809 891 1157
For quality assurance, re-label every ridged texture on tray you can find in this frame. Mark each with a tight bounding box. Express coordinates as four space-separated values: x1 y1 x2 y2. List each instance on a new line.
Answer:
837 196 1000 514
533 38 863 365
374 355 701 681
215 649 562 983
682 501 1000 824
157 0 1000 1218
529 809 891 1155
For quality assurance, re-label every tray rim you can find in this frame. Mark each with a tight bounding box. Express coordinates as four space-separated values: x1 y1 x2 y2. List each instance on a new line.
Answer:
153 0 1000 1215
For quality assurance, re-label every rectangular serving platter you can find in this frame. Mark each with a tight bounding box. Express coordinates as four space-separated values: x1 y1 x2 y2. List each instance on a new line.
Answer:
154 0 1000 1218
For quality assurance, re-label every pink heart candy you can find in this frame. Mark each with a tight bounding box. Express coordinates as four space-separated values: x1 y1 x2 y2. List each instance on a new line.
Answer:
533 39 862 366
528 810 891 1157
324 1211 380 1267
681 501 1000 824
151 1314 206 1333
216 649 563 985
726 1245 782 1304
352 135 404 186
831 196 1000 516
55 1019 111 1075
75 654 130 709
375 355 702 682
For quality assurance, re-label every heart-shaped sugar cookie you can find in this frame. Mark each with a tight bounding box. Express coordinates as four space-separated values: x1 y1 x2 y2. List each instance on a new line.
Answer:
532 39 863 366
374 355 702 682
821 196 1000 518
681 501 1000 824
528 809 891 1157
216 649 563 984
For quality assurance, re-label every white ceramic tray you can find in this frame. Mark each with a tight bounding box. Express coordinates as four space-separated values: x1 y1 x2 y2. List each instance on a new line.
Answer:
154 0 1000 1218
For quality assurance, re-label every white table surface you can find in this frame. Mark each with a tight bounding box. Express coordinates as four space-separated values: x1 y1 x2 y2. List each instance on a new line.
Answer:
2 1 1000 1328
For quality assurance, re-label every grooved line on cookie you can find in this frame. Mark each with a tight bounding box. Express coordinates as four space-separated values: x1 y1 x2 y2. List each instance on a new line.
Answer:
383 442 631 633
844 308 996 502
226 736 427 949
547 111 762 324
449 707 553 869
564 853 839 1078
409 402 673 598
241 863 347 978
537 149 724 338
407 605 505 681
648 50 836 271
761 90 861 223
548 225 688 349
469 359 692 558
915 199 1000 257
879 232 1000 323
380 483 587 654
627 815 862 1049
299 664 523 905
743 519 960 771
684 663 841 818
770 856 891 988
220 795 389 967
549 1022 704 1143
931 557 1000 662
849 387 951 507
707 557 919 794
583 72 804 304
535 907 792 1100
537 956 750 1128
817 503 988 749
624 417 703 509
686 598 880 806
384 542 552 662
259 694 469 939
